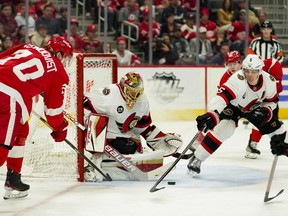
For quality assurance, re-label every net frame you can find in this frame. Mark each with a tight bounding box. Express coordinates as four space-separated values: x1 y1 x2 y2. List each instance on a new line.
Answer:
23 53 117 182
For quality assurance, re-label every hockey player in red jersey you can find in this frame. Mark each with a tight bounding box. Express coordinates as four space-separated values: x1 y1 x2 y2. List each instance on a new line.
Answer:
244 58 283 159
83 72 182 181
187 54 285 176
0 36 73 199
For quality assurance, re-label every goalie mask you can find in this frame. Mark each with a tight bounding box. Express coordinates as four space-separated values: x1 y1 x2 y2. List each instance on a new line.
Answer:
119 72 144 109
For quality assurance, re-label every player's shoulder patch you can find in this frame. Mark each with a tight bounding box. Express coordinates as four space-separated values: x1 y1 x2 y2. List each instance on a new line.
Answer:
102 87 110 95
269 75 276 82
237 74 244 80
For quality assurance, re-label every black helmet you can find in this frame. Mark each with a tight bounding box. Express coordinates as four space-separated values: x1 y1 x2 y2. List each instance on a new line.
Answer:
261 20 273 29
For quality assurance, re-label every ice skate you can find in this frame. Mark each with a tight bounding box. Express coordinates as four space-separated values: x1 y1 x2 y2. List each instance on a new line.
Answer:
245 139 260 159
4 169 30 200
187 155 202 177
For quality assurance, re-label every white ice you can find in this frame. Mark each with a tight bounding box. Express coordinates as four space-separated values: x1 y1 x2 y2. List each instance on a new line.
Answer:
0 120 287 216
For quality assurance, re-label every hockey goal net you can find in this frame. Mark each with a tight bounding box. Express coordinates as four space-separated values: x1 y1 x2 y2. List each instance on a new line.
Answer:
22 53 117 181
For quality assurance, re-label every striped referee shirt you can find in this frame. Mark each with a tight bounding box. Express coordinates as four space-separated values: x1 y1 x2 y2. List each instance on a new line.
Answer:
248 36 284 63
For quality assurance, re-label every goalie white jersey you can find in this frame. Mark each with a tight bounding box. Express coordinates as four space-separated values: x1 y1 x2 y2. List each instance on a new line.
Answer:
209 70 278 113
84 84 151 140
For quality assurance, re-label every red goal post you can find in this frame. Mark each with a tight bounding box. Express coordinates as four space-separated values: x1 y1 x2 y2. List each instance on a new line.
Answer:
23 53 117 182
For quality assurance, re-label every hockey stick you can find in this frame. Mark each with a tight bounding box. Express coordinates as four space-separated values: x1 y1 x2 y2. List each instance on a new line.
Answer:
150 130 202 193
31 110 112 181
264 155 284 202
63 111 172 181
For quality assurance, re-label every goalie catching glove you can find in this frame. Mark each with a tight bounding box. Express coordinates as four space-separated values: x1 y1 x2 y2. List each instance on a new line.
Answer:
270 132 288 156
196 111 220 132
50 119 68 142
143 125 182 156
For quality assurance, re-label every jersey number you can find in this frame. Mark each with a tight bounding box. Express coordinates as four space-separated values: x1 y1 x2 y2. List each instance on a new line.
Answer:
0 49 45 81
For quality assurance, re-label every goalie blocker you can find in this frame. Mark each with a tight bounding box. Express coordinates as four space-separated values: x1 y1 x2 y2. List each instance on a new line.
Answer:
84 114 183 181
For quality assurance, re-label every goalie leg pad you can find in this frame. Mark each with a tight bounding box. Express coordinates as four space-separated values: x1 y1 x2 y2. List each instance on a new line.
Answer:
84 153 104 182
145 126 183 157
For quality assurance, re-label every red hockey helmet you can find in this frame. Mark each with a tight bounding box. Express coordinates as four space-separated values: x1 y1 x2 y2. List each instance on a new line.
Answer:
119 72 144 109
225 51 241 64
47 36 73 58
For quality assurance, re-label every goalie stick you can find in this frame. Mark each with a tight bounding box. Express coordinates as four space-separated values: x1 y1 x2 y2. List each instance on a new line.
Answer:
264 155 284 202
63 111 173 181
31 110 112 181
150 130 202 193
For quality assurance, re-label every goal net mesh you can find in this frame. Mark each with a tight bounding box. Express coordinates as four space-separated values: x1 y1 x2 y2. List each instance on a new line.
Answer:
21 54 117 181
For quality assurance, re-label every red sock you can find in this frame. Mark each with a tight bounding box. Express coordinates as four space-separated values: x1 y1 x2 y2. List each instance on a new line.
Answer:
250 129 262 142
7 157 23 173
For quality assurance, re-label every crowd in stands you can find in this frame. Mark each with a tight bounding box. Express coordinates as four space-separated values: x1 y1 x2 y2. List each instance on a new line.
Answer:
0 0 285 66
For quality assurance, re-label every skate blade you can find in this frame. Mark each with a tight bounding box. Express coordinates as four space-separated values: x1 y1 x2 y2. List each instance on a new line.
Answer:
3 187 28 200
187 169 199 177
245 152 258 159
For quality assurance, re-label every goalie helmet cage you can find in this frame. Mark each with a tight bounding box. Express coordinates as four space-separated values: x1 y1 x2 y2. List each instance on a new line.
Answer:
23 53 117 182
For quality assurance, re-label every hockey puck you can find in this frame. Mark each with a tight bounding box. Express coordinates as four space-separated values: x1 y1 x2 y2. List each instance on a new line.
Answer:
167 181 176 185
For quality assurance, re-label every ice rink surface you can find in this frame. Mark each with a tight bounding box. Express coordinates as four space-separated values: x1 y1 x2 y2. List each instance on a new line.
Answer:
0 120 288 216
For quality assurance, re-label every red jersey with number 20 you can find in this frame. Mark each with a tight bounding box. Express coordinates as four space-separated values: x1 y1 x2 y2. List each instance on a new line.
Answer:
0 44 69 129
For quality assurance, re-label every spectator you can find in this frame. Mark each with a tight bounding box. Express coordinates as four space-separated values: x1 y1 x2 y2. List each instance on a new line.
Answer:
63 19 83 53
181 12 197 42
154 0 170 23
161 0 187 25
0 23 5 49
68 36 82 53
81 24 105 53
252 10 276 38
228 9 253 55
152 33 179 65
98 0 117 32
0 3 18 38
35 4 62 37
211 41 230 65
118 0 140 34
199 7 218 43
139 8 160 49
160 13 178 37
30 24 51 47
189 26 213 64
248 21 284 63
15 3 36 35
34 0 59 18
181 0 196 12
1 35 14 52
232 0 259 25
171 27 191 64
13 25 26 45
212 28 228 54
217 0 233 32
56 6 67 35
112 36 141 66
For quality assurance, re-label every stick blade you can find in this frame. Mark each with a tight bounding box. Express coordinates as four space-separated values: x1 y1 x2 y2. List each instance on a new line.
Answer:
264 189 284 202
149 186 165 193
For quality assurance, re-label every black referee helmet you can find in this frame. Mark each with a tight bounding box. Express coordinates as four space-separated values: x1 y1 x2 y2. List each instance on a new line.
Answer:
261 20 273 29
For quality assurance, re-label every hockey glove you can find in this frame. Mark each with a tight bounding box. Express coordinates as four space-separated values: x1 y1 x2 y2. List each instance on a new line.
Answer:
50 119 68 142
248 106 273 127
270 132 288 156
196 111 220 133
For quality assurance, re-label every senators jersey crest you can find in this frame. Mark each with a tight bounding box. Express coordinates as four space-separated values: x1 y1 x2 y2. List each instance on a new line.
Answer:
237 74 244 80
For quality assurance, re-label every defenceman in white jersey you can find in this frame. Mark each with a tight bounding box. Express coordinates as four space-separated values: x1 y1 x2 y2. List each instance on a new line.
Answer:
187 54 285 176
83 72 182 181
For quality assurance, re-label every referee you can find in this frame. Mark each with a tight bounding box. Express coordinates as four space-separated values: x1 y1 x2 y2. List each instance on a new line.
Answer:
248 21 284 63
